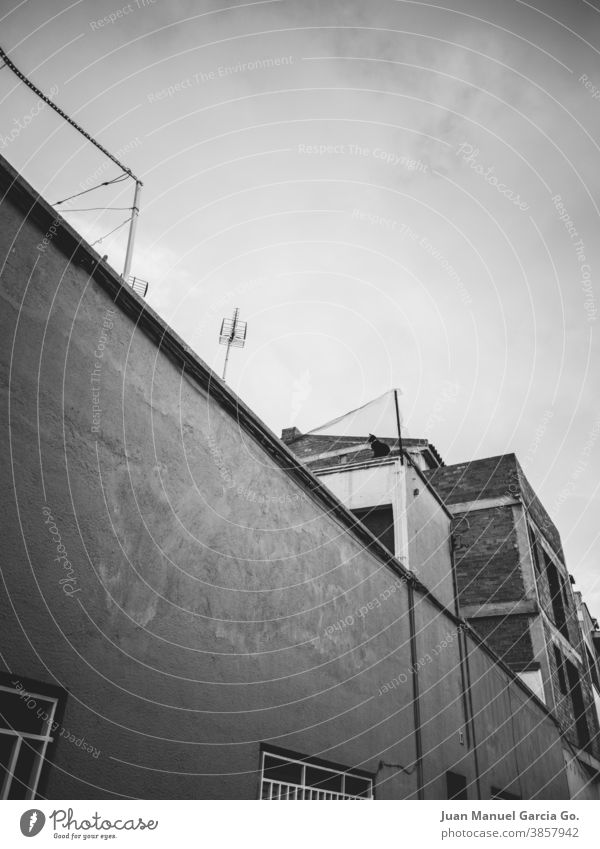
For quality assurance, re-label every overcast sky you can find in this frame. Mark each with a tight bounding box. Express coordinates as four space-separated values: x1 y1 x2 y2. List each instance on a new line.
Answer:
1 0 599 612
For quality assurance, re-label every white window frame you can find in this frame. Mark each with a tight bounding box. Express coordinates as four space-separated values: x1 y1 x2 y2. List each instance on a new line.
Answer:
0 683 59 800
260 750 374 800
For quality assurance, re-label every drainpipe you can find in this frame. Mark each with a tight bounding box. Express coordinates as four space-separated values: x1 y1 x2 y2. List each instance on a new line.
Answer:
450 531 482 799
407 579 425 798
461 631 482 799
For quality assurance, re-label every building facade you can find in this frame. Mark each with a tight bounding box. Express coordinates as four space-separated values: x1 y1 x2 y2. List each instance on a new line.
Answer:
425 456 600 796
0 153 591 800
575 593 600 745
282 433 600 798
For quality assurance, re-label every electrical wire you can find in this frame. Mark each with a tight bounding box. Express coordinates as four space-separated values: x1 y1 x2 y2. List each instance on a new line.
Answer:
0 45 141 184
377 759 417 775
60 206 134 212
54 174 129 206
90 215 133 246
2 45 143 279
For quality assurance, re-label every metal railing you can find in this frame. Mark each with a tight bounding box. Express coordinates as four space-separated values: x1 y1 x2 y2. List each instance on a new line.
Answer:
128 276 149 298
261 778 372 800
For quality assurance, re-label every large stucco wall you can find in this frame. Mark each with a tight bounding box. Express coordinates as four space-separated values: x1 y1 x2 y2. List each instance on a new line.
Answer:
405 465 456 611
0 162 570 800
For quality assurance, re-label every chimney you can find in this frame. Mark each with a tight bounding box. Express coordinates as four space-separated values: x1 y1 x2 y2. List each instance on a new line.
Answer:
281 426 302 444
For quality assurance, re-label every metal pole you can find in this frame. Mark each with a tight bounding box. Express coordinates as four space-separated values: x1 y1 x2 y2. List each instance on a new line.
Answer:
394 389 404 464
122 180 142 282
0 47 144 287
222 340 232 382
221 308 239 382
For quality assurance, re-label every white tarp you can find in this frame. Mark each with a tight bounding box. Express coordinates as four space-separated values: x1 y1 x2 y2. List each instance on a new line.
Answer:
306 389 406 439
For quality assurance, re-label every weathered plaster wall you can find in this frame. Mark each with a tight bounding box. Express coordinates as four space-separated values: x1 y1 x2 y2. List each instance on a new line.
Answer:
405 466 456 611
466 640 569 799
309 461 457 610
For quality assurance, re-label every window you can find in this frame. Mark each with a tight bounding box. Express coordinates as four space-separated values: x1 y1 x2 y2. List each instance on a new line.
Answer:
491 787 521 800
351 505 395 555
446 771 468 800
0 677 64 800
554 645 568 696
260 748 374 800
527 524 541 577
545 554 569 640
585 645 600 691
564 660 591 751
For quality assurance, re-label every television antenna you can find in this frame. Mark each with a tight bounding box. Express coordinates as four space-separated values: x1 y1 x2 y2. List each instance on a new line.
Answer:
219 307 247 382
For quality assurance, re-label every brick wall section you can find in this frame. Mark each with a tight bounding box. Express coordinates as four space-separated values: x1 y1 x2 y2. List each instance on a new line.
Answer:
288 434 366 458
289 435 436 468
425 454 564 561
427 455 600 760
425 453 520 503
452 506 525 605
516 459 564 561
469 615 535 670
306 447 398 470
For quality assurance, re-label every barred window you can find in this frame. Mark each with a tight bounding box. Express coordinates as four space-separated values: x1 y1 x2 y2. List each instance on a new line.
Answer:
0 679 63 799
260 749 374 800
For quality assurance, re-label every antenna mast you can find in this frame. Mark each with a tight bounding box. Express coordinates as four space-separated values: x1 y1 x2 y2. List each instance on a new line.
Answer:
218 307 247 382
0 46 142 281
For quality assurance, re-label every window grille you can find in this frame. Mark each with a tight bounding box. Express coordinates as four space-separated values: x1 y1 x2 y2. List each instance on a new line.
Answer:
260 750 374 800
0 682 59 799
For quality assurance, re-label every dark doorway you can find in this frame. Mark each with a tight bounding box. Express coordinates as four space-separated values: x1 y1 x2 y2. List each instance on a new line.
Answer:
446 771 468 800
352 504 395 555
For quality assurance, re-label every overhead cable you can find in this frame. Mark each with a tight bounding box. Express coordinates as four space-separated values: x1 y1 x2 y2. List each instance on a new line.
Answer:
54 174 129 206
90 215 133 246
0 45 141 183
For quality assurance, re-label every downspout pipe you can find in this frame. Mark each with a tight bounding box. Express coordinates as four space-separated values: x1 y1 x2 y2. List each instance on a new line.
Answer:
407 579 425 798
462 631 482 800
450 531 482 800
